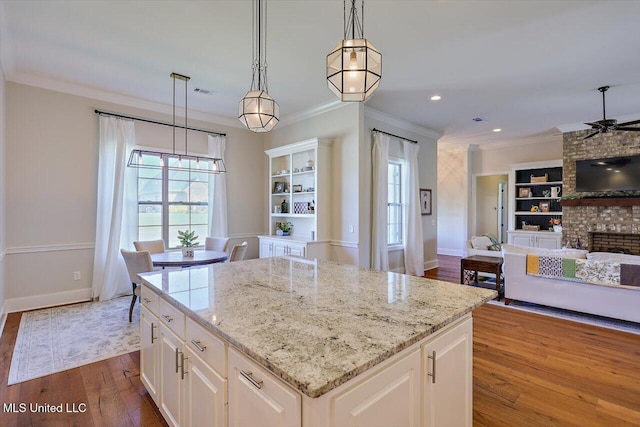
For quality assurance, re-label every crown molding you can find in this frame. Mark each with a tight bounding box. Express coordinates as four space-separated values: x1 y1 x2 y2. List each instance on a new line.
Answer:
278 99 346 128
5 70 246 129
557 113 640 133
364 106 442 141
440 131 561 151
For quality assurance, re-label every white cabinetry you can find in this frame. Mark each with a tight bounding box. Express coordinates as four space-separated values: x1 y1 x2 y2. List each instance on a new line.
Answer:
330 349 421 427
423 316 473 427
507 230 562 249
262 138 332 260
140 305 159 405
141 285 228 427
228 348 302 427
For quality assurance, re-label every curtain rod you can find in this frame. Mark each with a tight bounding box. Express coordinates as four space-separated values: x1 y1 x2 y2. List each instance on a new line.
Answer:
94 109 226 137
372 128 418 144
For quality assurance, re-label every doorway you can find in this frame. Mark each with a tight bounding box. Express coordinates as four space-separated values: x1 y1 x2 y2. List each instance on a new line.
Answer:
474 174 508 243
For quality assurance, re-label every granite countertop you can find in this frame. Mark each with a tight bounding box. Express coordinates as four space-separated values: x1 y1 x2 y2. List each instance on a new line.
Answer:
139 257 496 398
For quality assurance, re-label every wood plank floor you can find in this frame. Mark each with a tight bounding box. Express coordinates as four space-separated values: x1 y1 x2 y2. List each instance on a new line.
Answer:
428 254 640 427
0 254 637 426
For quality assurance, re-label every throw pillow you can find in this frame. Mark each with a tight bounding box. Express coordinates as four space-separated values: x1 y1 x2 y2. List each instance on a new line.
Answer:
471 236 493 250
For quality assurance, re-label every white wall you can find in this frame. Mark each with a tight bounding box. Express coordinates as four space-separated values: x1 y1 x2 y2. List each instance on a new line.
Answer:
437 135 563 256
4 82 264 311
0 56 7 329
264 103 362 265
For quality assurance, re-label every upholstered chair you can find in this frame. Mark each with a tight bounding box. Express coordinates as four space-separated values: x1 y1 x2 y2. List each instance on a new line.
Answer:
120 249 154 322
133 239 166 254
229 241 248 262
205 236 231 252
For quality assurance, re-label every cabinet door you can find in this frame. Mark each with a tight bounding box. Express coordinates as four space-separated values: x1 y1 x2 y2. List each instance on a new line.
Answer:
273 243 288 257
259 240 274 258
423 317 473 427
536 234 561 249
332 349 421 427
228 348 301 427
183 349 227 427
141 306 160 405
160 324 184 427
510 233 533 247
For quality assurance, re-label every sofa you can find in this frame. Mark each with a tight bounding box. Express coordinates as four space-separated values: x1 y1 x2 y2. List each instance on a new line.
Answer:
502 244 640 323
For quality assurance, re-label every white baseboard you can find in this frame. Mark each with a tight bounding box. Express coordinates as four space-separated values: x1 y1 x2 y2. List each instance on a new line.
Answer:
0 301 7 339
424 258 438 271
437 248 464 257
5 288 93 314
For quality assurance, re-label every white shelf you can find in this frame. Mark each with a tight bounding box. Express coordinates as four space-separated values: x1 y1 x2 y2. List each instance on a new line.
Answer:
271 213 315 218
292 191 315 196
515 197 561 201
515 181 562 187
515 211 563 216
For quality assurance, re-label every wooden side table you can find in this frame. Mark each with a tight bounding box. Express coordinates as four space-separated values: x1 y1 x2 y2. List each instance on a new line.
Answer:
460 255 503 298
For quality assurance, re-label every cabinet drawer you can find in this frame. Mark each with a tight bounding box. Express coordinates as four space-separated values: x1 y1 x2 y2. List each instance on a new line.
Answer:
186 317 226 377
159 298 185 339
228 348 301 427
141 285 159 314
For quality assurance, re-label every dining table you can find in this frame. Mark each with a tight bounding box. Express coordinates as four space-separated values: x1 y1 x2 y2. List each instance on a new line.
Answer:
150 249 228 268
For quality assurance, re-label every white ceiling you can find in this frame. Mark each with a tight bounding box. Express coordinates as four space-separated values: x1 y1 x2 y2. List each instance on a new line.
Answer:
1 0 639 145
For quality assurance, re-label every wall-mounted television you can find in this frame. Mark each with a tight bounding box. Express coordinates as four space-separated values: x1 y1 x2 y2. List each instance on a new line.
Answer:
575 154 640 192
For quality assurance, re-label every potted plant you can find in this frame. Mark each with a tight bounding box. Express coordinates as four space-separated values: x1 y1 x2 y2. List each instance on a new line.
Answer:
276 221 293 236
177 229 199 257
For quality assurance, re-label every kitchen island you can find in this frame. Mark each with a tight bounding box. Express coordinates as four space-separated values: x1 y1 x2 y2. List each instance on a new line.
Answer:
139 256 496 427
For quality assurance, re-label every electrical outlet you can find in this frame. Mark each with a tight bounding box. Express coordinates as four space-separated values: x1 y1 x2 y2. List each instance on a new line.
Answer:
348 225 354 233
73 271 81 281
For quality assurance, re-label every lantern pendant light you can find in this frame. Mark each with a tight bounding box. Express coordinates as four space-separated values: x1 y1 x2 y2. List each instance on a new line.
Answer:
238 0 279 132
327 0 382 102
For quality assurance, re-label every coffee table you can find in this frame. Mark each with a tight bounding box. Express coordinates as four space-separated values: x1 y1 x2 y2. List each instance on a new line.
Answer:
460 255 503 298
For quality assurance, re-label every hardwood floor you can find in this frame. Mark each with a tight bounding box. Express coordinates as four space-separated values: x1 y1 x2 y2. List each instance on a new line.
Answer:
428 254 640 427
0 255 637 426
0 312 167 427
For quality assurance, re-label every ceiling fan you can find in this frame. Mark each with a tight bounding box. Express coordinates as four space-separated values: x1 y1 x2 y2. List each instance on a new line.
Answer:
583 86 640 140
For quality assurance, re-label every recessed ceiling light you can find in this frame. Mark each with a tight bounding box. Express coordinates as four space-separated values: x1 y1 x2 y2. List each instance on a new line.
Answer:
493 128 502 132
430 95 442 101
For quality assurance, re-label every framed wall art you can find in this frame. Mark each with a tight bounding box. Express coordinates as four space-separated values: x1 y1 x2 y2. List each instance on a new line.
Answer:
420 188 432 215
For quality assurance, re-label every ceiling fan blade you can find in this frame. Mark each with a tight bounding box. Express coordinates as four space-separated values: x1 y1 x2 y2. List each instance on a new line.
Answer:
584 122 604 128
615 127 640 131
583 130 601 140
617 119 640 126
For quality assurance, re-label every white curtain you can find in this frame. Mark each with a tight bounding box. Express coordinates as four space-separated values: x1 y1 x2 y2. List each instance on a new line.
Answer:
208 135 228 238
371 132 390 271
92 116 137 301
402 140 425 276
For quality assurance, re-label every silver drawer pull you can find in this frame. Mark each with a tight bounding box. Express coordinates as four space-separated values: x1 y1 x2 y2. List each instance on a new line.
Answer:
427 351 437 384
143 297 152 304
175 348 180 373
150 323 157 344
240 370 263 389
162 314 173 323
191 340 207 352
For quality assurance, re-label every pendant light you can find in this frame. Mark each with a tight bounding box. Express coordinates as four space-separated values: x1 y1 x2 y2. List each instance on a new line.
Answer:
327 0 382 102
238 0 279 132
128 73 226 174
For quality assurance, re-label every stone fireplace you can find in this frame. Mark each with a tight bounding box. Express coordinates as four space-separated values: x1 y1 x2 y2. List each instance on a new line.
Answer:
561 129 640 251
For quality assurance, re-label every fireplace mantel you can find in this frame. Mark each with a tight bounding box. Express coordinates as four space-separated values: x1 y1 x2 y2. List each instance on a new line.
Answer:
561 197 640 207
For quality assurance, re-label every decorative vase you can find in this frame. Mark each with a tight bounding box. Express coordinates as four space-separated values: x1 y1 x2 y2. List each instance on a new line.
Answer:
553 225 563 233
182 247 194 257
282 231 290 236
276 229 283 236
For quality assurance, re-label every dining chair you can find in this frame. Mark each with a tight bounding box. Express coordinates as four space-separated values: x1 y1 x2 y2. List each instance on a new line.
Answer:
120 249 154 322
133 239 166 254
205 236 231 252
229 241 248 262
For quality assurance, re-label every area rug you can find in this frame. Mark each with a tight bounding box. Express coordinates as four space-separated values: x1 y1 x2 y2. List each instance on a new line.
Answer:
8 296 140 385
487 298 640 335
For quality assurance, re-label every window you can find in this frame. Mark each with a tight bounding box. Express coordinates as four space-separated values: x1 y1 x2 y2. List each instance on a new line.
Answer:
388 161 403 246
137 153 209 248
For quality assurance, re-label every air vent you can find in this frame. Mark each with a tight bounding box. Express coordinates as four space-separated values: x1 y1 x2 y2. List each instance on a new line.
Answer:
472 117 484 122
194 88 214 95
